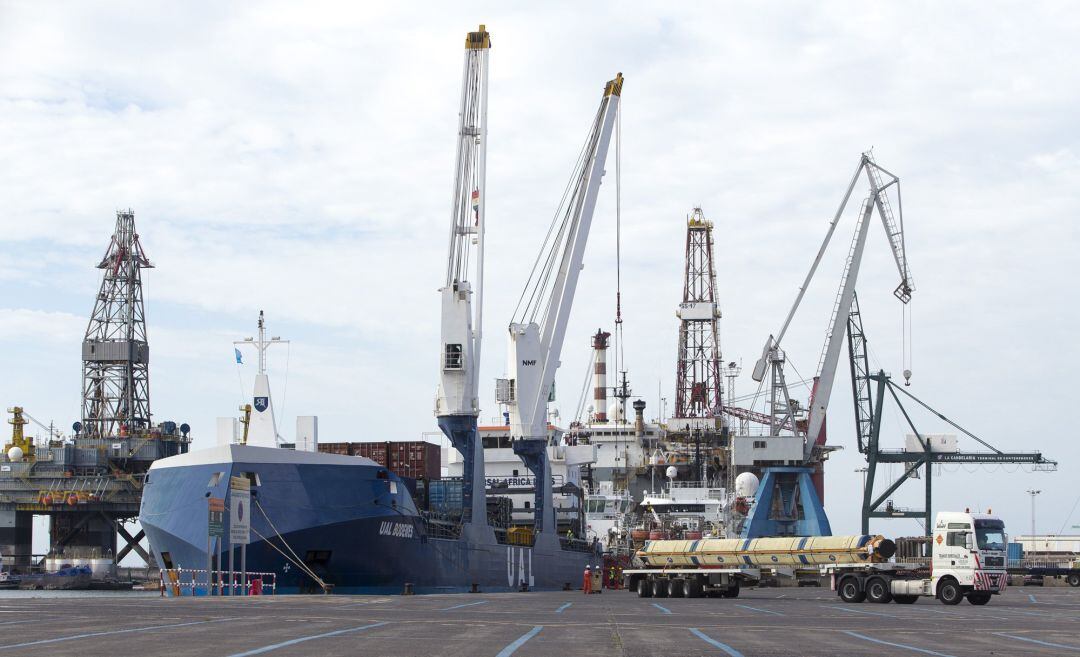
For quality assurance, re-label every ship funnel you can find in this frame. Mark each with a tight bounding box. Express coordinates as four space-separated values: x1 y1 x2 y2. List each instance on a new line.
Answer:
633 399 646 438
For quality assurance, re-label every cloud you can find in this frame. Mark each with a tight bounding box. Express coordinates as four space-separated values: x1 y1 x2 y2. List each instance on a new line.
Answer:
1 1 1078 535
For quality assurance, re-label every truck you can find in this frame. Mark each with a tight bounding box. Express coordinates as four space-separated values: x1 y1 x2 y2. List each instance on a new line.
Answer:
624 511 1008 605
1025 560 1080 587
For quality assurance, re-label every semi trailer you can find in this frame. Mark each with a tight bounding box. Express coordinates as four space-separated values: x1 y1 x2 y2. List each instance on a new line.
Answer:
624 511 1008 605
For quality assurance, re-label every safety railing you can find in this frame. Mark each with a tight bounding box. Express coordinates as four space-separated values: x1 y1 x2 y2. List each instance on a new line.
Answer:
160 568 276 596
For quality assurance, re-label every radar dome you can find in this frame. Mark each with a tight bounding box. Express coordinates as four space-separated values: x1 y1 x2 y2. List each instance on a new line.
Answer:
665 465 678 479
7 446 23 462
608 402 626 422
735 472 760 498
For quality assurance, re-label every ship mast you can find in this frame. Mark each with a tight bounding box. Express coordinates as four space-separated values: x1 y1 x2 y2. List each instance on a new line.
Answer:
234 310 288 447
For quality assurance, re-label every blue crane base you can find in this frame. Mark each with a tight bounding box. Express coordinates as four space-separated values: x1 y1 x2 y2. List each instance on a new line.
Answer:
740 467 832 538
437 415 478 524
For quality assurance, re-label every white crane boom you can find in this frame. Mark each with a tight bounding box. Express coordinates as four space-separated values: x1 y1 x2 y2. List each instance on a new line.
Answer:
750 153 913 461
434 26 492 534
804 154 911 455
436 25 490 420
508 73 623 443
506 73 623 537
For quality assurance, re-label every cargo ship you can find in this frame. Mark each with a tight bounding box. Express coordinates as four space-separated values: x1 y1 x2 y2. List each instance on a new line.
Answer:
140 30 626 595
138 313 598 594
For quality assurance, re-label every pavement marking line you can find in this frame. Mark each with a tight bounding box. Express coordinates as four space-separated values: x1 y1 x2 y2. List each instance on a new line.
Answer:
1029 594 1038 603
734 604 783 617
555 603 572 613
827 605 894 618
651 603 672 615
842 631 957 657
495 625 543 657
439 600 490 611
689 628 745 657
993 632 1080 652
0 617 238 651
225 621 388 657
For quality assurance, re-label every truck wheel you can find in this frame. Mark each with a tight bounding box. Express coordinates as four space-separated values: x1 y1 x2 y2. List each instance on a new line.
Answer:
722 584 740 599
652 578 668 598
937 580 963 605
637 578 652 598
865 577 893 604
893 595 918 604
1067 574 1080 588
684 579 703 598
967 592 991 605
668 579 684 598
838 577 866 604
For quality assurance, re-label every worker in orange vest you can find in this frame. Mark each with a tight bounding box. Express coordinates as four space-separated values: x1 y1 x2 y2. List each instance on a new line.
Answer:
583 566 592 594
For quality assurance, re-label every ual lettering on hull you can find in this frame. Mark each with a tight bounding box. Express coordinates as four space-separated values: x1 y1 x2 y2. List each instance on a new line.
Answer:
379 521 414 538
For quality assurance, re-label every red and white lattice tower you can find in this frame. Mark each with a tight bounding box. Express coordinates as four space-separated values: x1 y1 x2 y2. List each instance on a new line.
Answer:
674 208 723 420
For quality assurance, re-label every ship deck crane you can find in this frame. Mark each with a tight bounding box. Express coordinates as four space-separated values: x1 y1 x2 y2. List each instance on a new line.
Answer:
434 25 491 536
502 73 623 543
742 152 912 538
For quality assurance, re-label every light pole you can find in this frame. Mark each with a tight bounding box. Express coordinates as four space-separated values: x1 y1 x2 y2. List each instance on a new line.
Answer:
855 467 868 491
1026 489 1041 541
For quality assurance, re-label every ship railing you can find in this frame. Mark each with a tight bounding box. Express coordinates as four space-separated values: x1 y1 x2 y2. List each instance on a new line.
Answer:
159 568 277 597
421 515 464 540
560 537 600 554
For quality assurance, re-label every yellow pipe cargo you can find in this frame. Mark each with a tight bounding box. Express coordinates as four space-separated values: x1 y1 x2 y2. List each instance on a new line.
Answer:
638 535 896 568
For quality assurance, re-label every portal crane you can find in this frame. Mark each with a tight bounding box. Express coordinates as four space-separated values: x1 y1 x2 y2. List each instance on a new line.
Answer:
435 25 491 533
751 152 912 460
742 152 912 537
504 73 623 541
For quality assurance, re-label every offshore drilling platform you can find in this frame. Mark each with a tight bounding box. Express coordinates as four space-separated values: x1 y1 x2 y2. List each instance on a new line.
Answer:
1 210 189 576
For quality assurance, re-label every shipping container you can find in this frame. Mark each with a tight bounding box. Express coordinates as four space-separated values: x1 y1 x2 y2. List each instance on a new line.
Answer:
1007 542 1024 566
317 440 441 481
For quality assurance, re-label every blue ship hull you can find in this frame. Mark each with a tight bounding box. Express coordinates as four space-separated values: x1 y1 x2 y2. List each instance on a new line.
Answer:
139 445 593 594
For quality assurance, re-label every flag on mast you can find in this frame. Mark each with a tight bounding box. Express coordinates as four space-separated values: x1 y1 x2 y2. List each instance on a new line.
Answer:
471 189 480 223
234 348 243 364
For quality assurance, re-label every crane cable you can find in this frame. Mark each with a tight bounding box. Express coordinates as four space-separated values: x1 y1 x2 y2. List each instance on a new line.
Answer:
613 95 625 410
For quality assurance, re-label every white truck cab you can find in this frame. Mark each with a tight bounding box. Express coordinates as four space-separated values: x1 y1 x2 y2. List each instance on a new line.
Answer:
888 510 1008 605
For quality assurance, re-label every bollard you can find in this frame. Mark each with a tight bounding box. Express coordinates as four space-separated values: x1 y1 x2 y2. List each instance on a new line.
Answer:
470 582 479 594
403 582 414 595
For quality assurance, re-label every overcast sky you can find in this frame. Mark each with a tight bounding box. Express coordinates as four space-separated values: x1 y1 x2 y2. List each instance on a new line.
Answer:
2 2 1078 540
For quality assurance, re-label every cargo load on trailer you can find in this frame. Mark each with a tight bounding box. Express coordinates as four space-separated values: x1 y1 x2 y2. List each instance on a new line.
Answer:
624 511 1009 606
